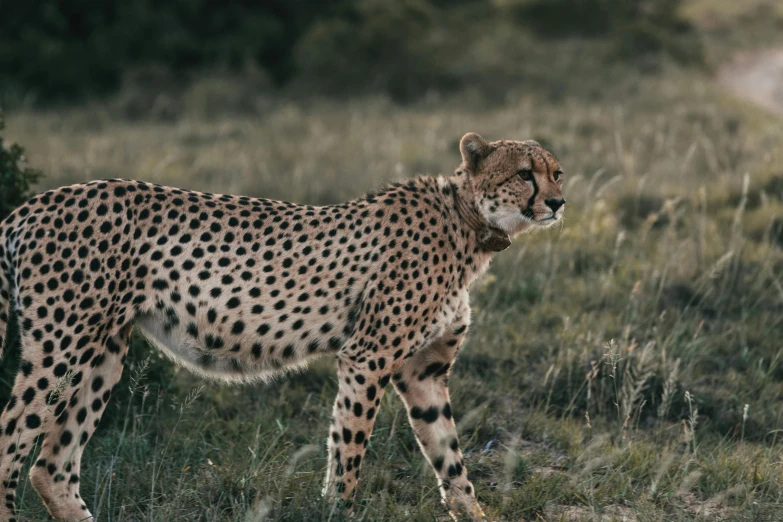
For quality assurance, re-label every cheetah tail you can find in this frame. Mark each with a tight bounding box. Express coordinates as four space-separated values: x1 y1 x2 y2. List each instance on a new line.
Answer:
0 229 11 360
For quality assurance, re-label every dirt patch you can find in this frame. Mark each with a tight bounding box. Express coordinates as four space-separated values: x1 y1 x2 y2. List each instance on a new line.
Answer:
719 49 783 115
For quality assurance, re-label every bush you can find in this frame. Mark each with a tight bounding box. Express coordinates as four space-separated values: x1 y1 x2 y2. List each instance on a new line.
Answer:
294 0 458 101
0 0 352 103
0 114 43 220
0 0 704 107
510 0 704 66
0 112 43 405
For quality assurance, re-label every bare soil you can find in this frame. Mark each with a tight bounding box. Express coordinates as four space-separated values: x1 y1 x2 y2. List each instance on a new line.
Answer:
719 49 783 115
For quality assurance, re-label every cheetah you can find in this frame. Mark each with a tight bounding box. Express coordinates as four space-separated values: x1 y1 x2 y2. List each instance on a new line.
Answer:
0 132 565 521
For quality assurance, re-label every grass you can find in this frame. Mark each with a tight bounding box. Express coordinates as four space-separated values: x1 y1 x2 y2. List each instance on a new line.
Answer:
3 4 783 521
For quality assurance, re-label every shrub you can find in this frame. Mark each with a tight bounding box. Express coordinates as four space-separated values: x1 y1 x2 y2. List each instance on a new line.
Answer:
0 0 352 104
0 0 704 106
510 0 704 66
293 0 458 101
0 111 43 404
0 113 43 220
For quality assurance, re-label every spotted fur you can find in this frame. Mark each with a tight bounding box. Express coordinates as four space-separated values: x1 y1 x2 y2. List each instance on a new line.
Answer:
0 133 564 521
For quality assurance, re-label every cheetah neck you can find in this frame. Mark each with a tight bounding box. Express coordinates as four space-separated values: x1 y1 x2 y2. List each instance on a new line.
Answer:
450 183 511 253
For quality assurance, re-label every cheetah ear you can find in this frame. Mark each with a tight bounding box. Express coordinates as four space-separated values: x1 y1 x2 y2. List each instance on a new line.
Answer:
460 133 491 172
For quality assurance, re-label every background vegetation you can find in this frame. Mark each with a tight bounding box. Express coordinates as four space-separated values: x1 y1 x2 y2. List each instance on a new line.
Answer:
2 0 783 520
0 0 704 105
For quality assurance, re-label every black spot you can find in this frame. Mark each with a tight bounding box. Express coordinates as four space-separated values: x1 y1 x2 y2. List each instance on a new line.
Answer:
411 406 439 423
442 402 452 420
251 343 263 358
25 414 41 429
22 387 36 405
5 417 17 435
60 430 73 446
231 321 245 335
419 362 450 381
79 348 95 365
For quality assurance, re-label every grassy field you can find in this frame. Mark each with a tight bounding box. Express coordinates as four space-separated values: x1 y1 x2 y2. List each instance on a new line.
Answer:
3 5 783 522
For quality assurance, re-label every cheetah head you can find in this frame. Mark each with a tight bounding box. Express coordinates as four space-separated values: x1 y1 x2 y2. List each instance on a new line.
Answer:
459 132 565 236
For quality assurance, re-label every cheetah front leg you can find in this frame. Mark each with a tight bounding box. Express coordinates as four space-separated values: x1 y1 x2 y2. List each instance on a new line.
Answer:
392 323 487 521
323 356 388 505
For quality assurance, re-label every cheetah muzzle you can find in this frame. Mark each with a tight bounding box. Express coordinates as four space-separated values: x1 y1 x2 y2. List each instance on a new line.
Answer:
0 133 565 522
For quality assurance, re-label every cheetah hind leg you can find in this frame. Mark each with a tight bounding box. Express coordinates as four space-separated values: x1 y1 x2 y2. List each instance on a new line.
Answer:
30 331 129 522
0 338 64 522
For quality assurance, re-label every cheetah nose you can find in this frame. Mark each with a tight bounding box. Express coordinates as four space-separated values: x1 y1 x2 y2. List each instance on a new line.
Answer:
545 198 565 213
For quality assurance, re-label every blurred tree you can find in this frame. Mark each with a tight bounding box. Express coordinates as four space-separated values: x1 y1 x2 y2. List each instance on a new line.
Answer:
294 0 458 101
0 0 703 104
0 0 352 103
511 0 703 65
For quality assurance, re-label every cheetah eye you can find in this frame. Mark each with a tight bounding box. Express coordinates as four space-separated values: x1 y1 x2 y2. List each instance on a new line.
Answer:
554 170 563 181
517 168 533 181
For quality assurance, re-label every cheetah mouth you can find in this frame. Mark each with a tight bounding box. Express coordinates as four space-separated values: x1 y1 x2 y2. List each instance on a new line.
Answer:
534 214 561 226
521 209 560 226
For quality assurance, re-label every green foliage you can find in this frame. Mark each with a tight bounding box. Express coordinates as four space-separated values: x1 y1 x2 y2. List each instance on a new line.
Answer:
293 0 457 102
0 0 352 103
0 113 43 221
0 112 43 407
511 0 704 66
0 0 704 106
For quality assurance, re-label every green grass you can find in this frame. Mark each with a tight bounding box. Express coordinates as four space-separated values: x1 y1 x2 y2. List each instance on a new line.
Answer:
4 5 783 521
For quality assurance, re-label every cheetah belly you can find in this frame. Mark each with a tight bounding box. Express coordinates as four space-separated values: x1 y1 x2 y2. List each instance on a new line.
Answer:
134 312 251 381
134 312 303 383
133 297 355 384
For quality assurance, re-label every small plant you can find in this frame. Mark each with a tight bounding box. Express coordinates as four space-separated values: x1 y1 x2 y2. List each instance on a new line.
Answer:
0 111 43 221
683 390 699 454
